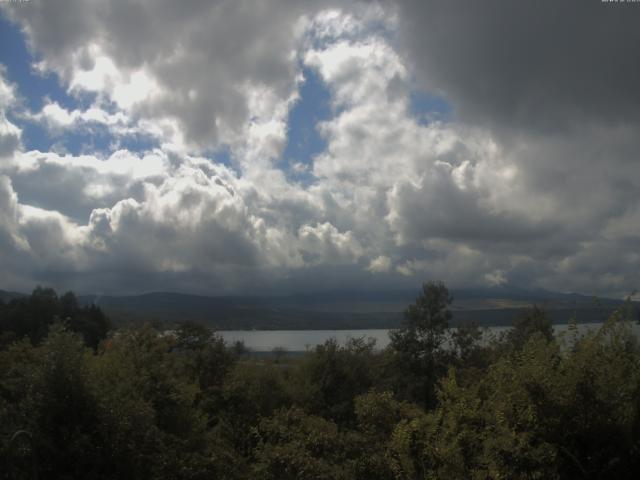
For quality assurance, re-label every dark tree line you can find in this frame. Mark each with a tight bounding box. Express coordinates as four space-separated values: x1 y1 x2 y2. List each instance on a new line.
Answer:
1 282 639 479
0 287 111 349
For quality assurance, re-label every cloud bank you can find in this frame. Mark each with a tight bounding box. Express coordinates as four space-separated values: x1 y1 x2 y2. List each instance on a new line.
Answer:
0 0 639 297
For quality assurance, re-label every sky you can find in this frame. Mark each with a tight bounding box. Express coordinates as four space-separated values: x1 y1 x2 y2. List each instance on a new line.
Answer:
0 0 639 297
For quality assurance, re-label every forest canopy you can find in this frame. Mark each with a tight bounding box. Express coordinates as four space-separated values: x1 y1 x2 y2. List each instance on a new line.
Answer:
1 282 639 479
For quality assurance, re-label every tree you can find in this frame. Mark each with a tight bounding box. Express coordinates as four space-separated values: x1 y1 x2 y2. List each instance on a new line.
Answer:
450 321 483 364
293 337 377 425
272 346 288 364
506 305 553 351
174 320 215 351
0 324 105 478
388 281 452 407
252 407 349 480
173 320 235 394
90 324 228 479
0 288 111 350
68 303 112 350
215 360 292 456
397 314 640 479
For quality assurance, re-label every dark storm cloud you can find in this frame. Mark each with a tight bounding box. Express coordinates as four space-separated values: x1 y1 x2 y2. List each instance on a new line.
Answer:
388 168 559 247
8 160 146 222
395 0 640 131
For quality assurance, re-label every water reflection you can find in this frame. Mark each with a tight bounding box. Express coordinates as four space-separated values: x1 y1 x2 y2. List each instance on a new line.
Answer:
218 322 640 352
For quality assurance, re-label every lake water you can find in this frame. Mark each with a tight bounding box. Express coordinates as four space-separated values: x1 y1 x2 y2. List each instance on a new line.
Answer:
219 322 640 352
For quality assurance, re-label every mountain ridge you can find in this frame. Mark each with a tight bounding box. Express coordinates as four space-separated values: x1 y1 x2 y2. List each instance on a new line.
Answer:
77 287 627 330
2 286 630 330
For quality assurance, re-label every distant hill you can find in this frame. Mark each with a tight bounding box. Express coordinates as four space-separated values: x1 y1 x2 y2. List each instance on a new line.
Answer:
73 287 630 330
78 292 403 330
0 289 26 303
2 285 630 330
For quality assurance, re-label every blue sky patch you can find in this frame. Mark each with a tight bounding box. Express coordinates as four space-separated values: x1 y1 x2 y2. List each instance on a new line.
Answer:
16 121 50 152
0 13 160 157
0 13 103 154
282 67 332 182
117 132 160 156
60 123 118 156
409 90 452 125
0 13 79 112
212 145 233 167
205 144 234 168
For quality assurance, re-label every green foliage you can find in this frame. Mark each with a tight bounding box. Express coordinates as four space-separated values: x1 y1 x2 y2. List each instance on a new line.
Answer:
293 336 378 425
354 390 422 439
89 324 223 479
213 360 292 457
393 281 453 353
506 305 554 351
174 321 236 396
388 281 453 407
0 287 111 349
392 315 640 479
1 323 243 479
1 283 639 479
0 325 105 478
252 407 347 479
450 321 483 364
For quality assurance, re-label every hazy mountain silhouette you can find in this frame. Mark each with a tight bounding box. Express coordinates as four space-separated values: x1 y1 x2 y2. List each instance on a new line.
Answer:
67 287 626 330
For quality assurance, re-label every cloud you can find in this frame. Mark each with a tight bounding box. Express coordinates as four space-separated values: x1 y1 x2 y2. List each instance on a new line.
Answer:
0 173 92 292
84 174 266 272
33 101 130 131
393 0 640 132
368 255 392 273
0 175 27 254
298 222 363 265
3 0 342 153
6 149 167 222
385 161 558 250
484 269 507 287
309 5 640 295
0 149 304 293
0 69 21 163
1 2 639 297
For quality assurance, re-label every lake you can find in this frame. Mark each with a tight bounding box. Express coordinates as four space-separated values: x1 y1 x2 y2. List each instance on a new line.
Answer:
218 322 640 352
